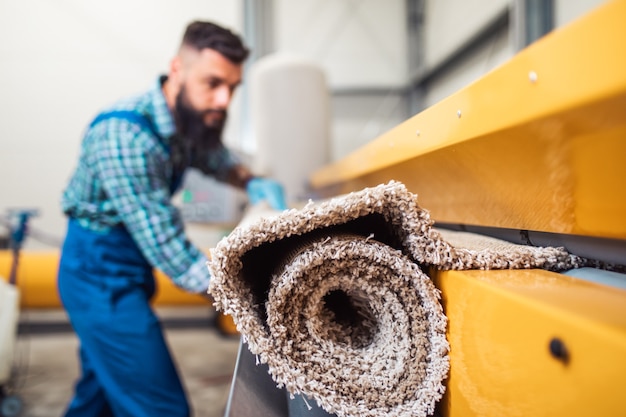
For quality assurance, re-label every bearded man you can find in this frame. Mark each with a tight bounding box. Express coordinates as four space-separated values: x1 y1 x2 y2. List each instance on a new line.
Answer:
58 21 285 417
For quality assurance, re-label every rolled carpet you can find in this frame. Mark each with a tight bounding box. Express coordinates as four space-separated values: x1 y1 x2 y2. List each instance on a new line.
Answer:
207 181 582 417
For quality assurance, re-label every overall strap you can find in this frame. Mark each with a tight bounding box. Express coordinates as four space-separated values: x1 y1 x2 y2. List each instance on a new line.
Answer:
90 110 169 153
89 110 184 193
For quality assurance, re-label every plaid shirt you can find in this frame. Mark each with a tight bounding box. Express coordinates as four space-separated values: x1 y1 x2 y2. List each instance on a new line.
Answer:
61 76 239 293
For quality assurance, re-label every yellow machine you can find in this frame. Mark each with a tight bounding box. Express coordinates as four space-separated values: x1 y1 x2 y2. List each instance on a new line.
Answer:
310 1 626 416
0 251 208 308
0 250 242 335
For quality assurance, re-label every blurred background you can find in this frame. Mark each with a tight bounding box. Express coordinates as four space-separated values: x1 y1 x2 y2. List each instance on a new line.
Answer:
0 0 608 251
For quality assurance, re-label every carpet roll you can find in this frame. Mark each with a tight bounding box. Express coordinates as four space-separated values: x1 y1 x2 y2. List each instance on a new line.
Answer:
208 181 582 417
266 233 448 416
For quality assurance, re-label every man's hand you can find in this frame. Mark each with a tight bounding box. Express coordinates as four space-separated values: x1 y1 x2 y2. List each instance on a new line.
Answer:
246 177 287 211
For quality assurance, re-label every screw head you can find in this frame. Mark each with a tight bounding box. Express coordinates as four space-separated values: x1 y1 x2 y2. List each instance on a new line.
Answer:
457 110 462 118
529 71 538 83
549 337 569 363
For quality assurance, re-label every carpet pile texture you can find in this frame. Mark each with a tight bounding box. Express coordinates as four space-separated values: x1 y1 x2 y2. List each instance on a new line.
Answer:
208 181 582 417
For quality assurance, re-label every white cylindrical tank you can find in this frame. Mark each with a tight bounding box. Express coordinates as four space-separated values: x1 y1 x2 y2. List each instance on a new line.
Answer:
249 54 330 204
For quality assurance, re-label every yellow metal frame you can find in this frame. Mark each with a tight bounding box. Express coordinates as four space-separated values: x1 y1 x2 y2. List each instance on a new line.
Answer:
434 269 626 417
0 250 209 308
311 0 626 240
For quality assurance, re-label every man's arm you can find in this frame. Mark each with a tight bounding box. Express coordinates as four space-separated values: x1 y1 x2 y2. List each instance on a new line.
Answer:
222 163 254 189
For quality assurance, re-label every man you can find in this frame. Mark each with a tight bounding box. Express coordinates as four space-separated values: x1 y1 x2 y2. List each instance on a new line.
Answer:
57 21 285 417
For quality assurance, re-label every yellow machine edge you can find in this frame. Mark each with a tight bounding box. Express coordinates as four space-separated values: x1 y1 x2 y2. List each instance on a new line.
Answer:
309 1 626 416
311 0 626 241
0 250 209 309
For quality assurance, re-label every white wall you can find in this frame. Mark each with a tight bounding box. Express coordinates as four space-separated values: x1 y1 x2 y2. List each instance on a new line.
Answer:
0 0 243 249
331 92 409 160
423 0 511 71
422 26 513 108
555 0 608 27
419 0 513 108
273 0 407 89
270 0 409 161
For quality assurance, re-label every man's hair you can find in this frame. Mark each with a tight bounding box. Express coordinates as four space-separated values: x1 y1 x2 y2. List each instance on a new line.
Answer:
181 21 249 64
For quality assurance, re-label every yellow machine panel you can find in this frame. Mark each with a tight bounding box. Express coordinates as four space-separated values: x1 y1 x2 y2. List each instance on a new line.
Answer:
311 0 626 240
433 269 626 417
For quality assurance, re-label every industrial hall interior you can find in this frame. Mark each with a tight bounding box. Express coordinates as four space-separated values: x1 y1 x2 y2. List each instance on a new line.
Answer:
1 0 625 416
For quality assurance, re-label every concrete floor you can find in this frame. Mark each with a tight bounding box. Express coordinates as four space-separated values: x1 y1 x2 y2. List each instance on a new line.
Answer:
5 307 240 417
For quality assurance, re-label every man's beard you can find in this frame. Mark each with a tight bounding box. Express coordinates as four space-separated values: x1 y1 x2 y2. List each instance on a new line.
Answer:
171 86 226 173
173 86 226 150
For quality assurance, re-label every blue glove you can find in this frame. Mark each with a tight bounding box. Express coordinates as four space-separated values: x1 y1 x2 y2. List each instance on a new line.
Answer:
246 177 287 211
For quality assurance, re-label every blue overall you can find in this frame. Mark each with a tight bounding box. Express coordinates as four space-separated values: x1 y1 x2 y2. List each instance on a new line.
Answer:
58 112 190 417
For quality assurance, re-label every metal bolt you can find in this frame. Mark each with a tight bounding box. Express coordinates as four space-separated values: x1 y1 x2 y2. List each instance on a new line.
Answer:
529 71 538 83
457 110 462 118
549 337 569 364
415 130 421 137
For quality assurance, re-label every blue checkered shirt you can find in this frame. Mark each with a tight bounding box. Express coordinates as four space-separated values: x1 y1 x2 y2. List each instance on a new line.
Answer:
61 76 239 293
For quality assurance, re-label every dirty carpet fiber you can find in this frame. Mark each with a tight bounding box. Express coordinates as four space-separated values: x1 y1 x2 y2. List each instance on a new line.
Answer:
208 181 582 417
